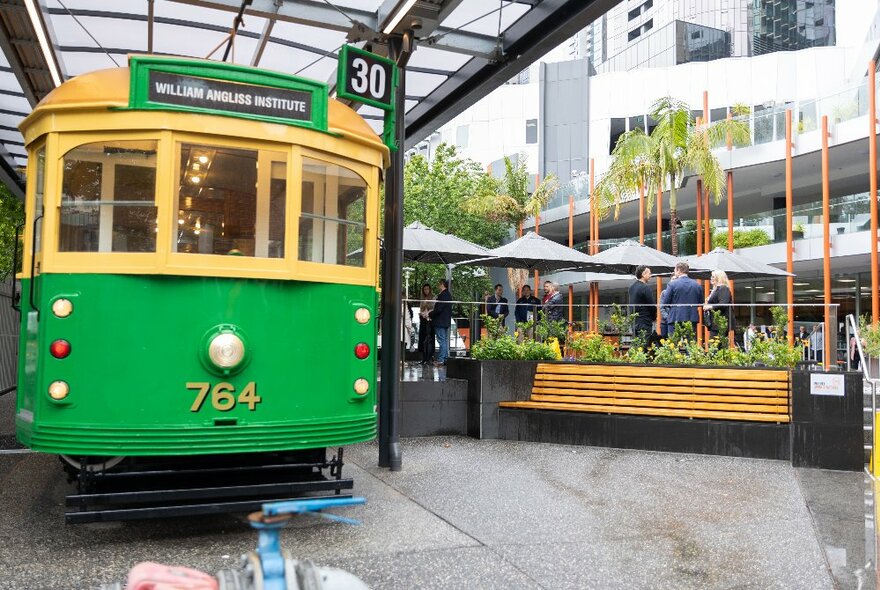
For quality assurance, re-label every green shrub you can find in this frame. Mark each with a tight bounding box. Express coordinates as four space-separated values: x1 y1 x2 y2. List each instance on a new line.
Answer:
712 228 771 250
568 332 616 363
471 335 519 360
519 339 558 360
858 315 880 358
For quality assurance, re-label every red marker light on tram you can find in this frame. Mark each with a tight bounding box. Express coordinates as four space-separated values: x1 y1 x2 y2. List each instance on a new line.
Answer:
50 339 71 359
354 343 370 359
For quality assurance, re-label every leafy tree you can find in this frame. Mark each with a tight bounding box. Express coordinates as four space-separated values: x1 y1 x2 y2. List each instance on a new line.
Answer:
459 153 559 296
460 153 559 226
0 184 24 281
402 144 508 313
595 97 750 255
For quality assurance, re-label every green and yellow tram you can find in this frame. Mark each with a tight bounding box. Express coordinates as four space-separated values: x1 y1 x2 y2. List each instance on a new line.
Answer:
14 56 387 466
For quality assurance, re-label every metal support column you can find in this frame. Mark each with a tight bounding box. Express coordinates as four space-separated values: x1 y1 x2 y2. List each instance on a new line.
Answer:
870 61 879 325
822 115 833 369
378 33 411 472
786 109 795 345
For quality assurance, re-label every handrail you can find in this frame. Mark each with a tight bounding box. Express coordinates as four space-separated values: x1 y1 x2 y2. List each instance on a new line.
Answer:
845 314 879 475
845 314 877 382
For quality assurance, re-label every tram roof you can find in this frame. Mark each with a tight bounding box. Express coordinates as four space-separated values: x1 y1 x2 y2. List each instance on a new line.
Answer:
0 0 618 198
19 65 389 158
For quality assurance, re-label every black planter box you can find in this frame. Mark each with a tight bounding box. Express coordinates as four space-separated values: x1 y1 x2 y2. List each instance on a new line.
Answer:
790 371 864 471
446 358 539 439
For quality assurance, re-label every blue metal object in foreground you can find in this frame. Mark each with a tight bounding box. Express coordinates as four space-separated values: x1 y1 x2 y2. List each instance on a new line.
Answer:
249 497 366 590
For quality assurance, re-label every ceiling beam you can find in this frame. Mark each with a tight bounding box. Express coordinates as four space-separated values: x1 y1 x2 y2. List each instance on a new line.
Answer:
404 0 620 148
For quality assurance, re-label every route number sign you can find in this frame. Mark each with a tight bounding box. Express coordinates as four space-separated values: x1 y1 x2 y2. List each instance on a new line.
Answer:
337 45 397 112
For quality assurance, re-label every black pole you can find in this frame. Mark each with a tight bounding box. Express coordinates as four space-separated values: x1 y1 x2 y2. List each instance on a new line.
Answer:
378 33 411 471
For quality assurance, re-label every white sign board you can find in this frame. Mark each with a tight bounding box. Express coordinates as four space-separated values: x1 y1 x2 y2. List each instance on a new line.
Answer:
810 373 845 397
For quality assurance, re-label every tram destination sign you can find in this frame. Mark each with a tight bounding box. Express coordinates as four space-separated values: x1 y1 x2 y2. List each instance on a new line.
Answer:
149 71 312 121
127 56 328 132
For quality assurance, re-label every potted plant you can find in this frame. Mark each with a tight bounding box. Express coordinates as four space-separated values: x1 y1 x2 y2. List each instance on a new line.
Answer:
858 315 880 378
792 222 805 240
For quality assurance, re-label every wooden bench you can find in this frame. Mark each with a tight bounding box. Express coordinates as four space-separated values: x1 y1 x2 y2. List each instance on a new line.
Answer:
499 363 790 423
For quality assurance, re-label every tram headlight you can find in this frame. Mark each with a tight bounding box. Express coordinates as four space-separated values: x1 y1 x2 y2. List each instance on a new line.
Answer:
52 298 73 318
355 308 371 324
48 380 69 400
354 379 370 395
208 332 245 369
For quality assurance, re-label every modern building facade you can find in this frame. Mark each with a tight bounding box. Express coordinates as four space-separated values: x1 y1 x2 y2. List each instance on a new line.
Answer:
752 0 836 56
587 0 834 73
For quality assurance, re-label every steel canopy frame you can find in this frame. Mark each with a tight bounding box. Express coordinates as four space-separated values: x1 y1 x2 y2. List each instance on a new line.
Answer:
403 0 619 148
0 0 622 187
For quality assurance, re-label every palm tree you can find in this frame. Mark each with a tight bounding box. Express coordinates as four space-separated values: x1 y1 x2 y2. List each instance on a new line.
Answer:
595 97 751 255
462 153 559 294
462 154 559 226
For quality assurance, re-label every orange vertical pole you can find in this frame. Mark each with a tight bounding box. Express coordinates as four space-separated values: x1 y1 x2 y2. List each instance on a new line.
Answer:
534 212 540 293
701 97 711 254
822 115 832 368
656 186 663 333
696 179 704 255
568 196 574 328
703 90 709 128
785 109 795 345
588 158 599 331
727 111 734 250
639 184 645 244
727 112 736 349
704 177 712 250
870 61 879 325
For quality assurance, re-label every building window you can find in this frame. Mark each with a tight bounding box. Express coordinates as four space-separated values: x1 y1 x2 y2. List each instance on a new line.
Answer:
628 28 641 42
525 119 538 144
456 125 469 148
628 6 640 20
609 118 626 153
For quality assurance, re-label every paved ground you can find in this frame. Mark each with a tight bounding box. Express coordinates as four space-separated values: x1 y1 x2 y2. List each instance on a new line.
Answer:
0 434 875 590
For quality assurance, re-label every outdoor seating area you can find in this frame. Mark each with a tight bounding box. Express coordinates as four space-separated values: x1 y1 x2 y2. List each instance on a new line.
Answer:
502 362 791 422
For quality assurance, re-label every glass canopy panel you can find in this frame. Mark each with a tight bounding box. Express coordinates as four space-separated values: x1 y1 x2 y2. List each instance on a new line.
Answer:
0 0 560 185
439 1 530 36
407 46 468 72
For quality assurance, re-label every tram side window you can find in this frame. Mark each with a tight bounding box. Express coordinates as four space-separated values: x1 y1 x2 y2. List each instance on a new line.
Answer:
175 143 286 258
59 140 158 253
298 158 366 267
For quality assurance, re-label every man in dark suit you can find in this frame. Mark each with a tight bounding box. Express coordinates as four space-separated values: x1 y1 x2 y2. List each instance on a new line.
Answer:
485 283 509 326
514 285 540 325
628 265 656 348
664 262 703 339
429 279 453 366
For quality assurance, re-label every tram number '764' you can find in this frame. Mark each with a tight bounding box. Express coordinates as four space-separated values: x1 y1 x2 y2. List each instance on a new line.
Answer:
185 382 261 412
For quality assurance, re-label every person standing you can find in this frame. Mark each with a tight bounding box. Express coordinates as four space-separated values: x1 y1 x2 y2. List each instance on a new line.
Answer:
418 283 435 365
665 262 704 338
704 270 735 343
628 265 656 348
658 281 672 339
541 281 565 323
401 291 413 353
485 283 510 326
429 279 453 366
744 324 757 352
809 324 824 364
514 285 540 325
